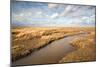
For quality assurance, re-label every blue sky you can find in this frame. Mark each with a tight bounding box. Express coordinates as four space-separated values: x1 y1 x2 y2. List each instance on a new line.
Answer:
11 1 96 27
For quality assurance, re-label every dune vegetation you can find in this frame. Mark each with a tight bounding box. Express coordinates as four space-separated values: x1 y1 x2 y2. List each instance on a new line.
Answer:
12 27 84 61
59 27 96 63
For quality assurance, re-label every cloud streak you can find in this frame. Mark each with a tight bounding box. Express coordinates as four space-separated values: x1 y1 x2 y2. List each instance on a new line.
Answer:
11 1 95 27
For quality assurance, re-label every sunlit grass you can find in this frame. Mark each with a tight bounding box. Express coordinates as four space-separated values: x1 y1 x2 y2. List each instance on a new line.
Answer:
12 27 82 61
59 28 96 63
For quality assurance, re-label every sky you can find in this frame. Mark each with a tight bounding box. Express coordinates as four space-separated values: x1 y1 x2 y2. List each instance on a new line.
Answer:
11 1 96 27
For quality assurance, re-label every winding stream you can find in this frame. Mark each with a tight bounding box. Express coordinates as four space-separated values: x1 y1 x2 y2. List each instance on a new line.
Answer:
13 32 88 66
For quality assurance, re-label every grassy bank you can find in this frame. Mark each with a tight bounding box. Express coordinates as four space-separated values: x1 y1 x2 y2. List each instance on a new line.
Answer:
12 27 82 61
59 27 96 63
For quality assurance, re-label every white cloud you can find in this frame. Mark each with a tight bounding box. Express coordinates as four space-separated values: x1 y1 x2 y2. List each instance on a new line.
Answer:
90 15 95 18
36 11 42 15
50 13 59 19
48 4 59 9
19 13 25 17
12 2 95 26
82 16 89 20
60 5 74 17
27 12 32 16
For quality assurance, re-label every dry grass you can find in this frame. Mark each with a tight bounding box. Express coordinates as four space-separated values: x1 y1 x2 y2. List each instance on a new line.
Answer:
59 47 96 63
12 27 96 62
12 27 82 61
59 27 96 63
